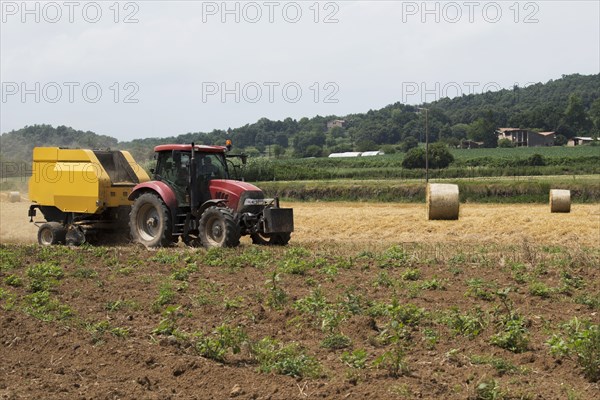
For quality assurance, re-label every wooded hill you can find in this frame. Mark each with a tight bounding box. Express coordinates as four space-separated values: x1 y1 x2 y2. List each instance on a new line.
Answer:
1 73 598 165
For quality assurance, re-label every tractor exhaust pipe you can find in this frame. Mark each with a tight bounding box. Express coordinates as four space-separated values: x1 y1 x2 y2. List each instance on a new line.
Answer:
190 142 198 216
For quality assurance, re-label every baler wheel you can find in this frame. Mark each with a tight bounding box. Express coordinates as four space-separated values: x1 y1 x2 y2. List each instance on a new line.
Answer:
199 207 240 248
130 193 172 248
37 222 67 246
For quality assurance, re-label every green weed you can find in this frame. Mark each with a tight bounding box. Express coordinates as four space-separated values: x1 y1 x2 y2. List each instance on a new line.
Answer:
473 378 505 400
4 274 23 287
470 354 525 375
152 305 183 336
26 262 64 292
152 283 176 312
24 290 73 321
547 317 600 382
321 333 351 349
195 324 248 362
252 337 321 378
445 307 487 339
265 271 287 310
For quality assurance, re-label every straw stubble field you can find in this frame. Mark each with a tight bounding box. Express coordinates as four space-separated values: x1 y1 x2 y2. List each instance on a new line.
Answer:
1 194 599 399
2 196 599 247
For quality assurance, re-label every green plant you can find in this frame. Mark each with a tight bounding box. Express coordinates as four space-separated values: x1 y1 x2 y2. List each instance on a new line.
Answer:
24 290 73 321
422 328 438 349
386 299 425 327
252 337 321 378
373 271 394 288
170 267 190 281
105 299 138 312
195 324 248 362
152 283 176 312
574 292 600 310
4 274 23 287
420 277 446 290
150 249 180 264
445 307 487 339
373 339 410 377
490 291 529 353
470 354 524 375
547 317 600 382
321 333 351 349
294 288 328 316
473 378 504 400
0 288 17 311
465 278 495 301
72 267 98 279
223 296 244 310
152 305 183 336
528 281 551 298
0 247 20 271
265 271 287 309
26 262 64 292
86 320 130 344
401 268 421 281
341 348 368 369
378 245 410 268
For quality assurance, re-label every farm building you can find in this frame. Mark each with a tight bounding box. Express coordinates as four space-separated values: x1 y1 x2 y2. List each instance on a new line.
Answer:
567 136 597 146
327 119 346 130
361 151 385 156
328 152 362 158
328 151 385 158
496 128 555 147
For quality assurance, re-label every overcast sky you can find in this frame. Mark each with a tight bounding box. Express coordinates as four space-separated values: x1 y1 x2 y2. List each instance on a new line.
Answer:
1 0 599 141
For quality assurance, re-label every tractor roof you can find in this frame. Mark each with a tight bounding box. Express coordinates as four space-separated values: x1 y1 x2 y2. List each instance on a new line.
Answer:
154 144 226 153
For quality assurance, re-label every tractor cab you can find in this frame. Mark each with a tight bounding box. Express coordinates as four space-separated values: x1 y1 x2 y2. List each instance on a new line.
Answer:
153 145 228 206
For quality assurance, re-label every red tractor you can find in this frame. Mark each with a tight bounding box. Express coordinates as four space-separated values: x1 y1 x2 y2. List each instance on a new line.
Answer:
128 143 293 248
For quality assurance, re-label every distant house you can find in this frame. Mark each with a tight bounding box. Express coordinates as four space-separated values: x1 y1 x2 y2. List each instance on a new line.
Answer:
496 128 555 147
327 119 346 130
459 140 483 149
567 136 596 146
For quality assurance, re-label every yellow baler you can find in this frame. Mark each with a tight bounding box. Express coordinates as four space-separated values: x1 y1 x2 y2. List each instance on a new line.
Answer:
28 147 150 245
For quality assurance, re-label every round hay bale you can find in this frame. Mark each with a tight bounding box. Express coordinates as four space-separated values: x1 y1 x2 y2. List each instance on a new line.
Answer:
550 189 571 213
426 183 459 220
8 191 21 203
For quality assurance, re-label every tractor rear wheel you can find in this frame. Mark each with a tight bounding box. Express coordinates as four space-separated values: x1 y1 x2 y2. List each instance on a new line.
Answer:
37 222 66 246
251 232 291 246
130 193 172 248
199 207 240 248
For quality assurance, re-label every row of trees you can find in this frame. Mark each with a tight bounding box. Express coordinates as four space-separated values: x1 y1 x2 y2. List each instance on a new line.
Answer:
2 74 599 164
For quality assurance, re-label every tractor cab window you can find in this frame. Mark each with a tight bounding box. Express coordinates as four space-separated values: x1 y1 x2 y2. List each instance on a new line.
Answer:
156 151 190 205
156 151 190 184
197 153 227 180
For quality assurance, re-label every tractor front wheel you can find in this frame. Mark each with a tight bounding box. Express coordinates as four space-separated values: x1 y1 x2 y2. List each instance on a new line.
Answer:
251 232 291 246
37 222 66 246
199 207 240 249
130 193 172 248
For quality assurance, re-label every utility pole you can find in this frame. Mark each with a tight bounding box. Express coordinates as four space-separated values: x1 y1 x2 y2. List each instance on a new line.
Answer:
418 107 429 183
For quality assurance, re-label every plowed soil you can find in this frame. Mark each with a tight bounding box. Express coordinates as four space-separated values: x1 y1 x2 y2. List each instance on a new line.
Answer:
1 196 599 399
